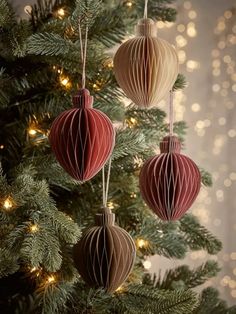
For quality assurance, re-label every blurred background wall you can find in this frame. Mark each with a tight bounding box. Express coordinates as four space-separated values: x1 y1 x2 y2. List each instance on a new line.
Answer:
12 0 236 305
147 0 236 306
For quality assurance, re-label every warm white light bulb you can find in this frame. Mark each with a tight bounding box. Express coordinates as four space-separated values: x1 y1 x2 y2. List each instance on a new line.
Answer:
143 260 152 270
3 198 13 210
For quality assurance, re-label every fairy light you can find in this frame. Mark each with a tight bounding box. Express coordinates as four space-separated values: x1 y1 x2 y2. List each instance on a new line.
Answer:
130 192 137 198
188 10 197 19
61 77 69 85
3 197 13 210
136 238 149 249
191 103 201 112
107 60 113 68
133 156 143 168
187 22 197 37
126 117 138 128
125 1 133 8
0 145 4 149
24 5 32 15
175 35 187 48
57 8 65 19
28 128 37 136
46 275 56 284
186 60 200 72
115 285 124 292
130 117 137 124
143 260 152 270
177 24 185 33
178 50 186 64
60 76 71 88
30 224 39 233
93 83 101 91
107 201 115 209
29 266 42 277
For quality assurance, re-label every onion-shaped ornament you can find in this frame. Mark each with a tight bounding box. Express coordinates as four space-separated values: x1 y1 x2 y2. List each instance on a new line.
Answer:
49 89 115 182
139 136 201 220
113 18 179 108
73 210 136 293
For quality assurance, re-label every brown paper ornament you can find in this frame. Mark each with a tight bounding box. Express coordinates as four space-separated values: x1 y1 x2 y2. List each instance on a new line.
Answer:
113 18 179 108
73 210 136 293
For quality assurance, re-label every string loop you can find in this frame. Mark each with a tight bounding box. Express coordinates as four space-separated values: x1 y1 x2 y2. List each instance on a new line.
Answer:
169 90 174 136
78 22 88 88
102 158 112 212
144 0 148 18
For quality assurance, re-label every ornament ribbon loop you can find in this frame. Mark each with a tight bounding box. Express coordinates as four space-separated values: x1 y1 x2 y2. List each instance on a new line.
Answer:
78 21 88 89
102 158 112 210
144 0 148 19
169 90 174 136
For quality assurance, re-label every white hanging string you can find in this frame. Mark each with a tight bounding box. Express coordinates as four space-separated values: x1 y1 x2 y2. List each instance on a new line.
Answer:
169 90 174 136
144 0 148 18
78 22 88 89
102 158 112 211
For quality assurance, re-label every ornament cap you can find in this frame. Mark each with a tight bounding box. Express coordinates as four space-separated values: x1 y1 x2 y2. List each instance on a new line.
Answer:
95 212 115 226
160 135 181 153
72 88 94 108
136 18 157 37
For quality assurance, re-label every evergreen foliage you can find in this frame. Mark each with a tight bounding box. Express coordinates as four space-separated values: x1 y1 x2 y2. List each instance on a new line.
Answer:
0 0 233 313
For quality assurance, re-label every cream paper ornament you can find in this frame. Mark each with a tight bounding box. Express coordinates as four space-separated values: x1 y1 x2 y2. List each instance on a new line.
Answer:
114 10 179 108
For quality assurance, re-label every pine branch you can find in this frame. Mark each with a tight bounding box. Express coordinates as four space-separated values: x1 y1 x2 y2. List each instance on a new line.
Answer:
30 0 64 28
194 287 236 314
11 20 32 57
89 4 126 47
173 74 187 91
200 168 213 187
129 0 177 22
112 128 148 160
41 209 81 243
0 68 10 108
0 248 20 278
21 222 62 272
154 260 220 290
27 32 79 56
180 214 222 254
36 280 75 314
0 0 15 28
133 214 187 259
70 0 102 31
112 284 198 314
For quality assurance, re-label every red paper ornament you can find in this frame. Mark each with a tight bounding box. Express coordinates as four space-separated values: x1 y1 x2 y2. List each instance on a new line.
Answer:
139 136 201 220
49 89 115 182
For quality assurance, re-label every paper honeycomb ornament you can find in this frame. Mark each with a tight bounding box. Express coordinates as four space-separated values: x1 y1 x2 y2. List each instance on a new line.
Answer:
73 211 136 293
139 135 201 220
49 89 115 182
113 18 179 108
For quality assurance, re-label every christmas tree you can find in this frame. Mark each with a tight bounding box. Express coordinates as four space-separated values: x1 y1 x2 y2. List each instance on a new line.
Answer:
0 0 235 313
